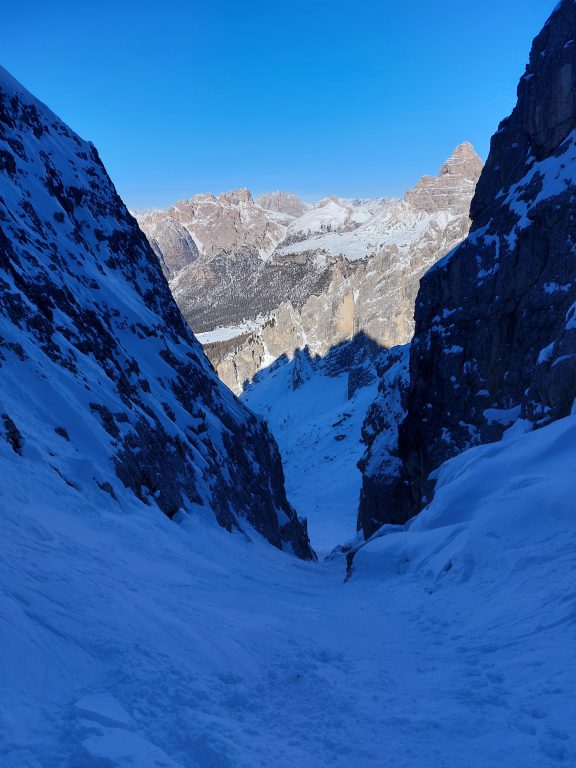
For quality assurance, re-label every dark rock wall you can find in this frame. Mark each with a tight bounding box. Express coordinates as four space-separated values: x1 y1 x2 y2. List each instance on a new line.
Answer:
358 1 576 537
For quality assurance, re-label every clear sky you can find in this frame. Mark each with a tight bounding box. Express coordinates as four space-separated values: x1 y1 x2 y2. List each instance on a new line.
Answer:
4 0 555 209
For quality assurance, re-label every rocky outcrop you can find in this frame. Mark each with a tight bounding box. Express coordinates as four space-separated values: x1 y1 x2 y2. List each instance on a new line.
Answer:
403 142 483 214
142 216 200 277
172 247 339 339
358 0 576 537
357 346 409 533
0 66 314 559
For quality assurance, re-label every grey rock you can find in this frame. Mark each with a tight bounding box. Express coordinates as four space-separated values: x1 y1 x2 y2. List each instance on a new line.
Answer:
136 188 288 262
256 190 309 217
144 216 200 277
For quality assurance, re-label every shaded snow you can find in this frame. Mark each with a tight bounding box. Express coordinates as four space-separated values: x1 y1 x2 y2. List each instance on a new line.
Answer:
242 356 378 554
2 407 575 766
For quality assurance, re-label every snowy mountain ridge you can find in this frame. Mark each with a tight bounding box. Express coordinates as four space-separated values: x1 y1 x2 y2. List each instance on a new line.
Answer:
2 2 576 765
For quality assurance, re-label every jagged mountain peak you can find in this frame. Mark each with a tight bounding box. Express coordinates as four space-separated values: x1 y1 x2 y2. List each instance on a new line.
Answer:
448 140 478 157
218 187 253 205
136 185 289 268
136 137 482 395
402 142 483 215
357 0 576 535
439 141 484 178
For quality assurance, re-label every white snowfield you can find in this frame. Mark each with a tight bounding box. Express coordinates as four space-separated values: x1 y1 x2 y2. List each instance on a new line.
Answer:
195 320 263 344
2 406 575 766
276 198 460 262
137 143 480 274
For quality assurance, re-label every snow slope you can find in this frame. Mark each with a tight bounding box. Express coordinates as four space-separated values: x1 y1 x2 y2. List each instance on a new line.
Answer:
277 199 455 262
1 403 575 767
242 351 379 554
241 342 410 555
350 413 576 763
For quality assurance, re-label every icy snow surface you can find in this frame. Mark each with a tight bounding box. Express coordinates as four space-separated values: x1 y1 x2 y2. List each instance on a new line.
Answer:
2 407 575 766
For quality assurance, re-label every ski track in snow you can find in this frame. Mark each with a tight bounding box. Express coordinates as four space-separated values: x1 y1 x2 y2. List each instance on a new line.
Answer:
2 415 575 767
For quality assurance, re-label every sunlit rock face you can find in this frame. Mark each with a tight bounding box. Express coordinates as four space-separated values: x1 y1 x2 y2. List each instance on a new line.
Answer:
255 190 309 217
0 66 314 560
358 0 576 538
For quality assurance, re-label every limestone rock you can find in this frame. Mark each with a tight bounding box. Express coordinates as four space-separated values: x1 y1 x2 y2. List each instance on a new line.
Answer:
256 190 309 217
136 188 289 262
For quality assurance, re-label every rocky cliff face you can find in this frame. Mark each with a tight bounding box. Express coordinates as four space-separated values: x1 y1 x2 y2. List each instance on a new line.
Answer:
140 215 200 277
358 0 576 538
221 145 481 393
0 66 314 559
255 190 309 217
137 188 290 271
152 145 481 394
403 141 482 214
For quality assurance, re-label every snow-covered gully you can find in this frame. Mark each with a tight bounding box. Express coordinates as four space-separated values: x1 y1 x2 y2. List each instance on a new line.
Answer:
3 2 576 764
3 413 575 767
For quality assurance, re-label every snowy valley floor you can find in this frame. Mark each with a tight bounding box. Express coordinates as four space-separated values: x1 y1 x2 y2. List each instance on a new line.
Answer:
1 414 576 766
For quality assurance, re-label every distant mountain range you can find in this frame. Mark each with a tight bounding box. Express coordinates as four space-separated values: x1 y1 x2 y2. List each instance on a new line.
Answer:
136 142 483 392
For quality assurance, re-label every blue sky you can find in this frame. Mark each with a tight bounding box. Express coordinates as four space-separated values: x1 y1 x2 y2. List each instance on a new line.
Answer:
4 0 555 208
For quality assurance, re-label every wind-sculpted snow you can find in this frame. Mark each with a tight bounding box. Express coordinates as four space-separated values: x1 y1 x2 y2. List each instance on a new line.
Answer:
349 413 576 763
358 0 576 535
0 66 313 559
